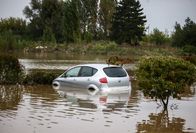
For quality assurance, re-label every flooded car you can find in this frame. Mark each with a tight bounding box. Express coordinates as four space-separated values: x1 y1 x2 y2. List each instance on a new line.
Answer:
52 64 131 95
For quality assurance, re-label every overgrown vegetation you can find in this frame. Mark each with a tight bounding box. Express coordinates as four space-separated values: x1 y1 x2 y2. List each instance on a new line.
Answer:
0 54 61 85
24 71 60 85
0 55 24 84
143 28 170 45
136 56 196 110
172 17 196 55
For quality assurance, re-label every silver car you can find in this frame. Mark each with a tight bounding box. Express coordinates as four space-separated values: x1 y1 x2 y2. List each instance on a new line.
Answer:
52 64 131 95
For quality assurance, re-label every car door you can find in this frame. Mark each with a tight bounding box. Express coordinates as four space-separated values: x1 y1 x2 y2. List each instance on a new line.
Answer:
76 66 98 88
58 66 81 88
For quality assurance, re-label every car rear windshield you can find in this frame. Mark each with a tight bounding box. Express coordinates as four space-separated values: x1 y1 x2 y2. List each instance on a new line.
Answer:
103 67 127 77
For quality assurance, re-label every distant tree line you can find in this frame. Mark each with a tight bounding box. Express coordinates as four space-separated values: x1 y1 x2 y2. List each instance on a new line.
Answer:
0 0 196 51
22 0 147 44
0 17 27 51
22 0 117 43
143 17 196 53
172 17 196 54
0 0 146 45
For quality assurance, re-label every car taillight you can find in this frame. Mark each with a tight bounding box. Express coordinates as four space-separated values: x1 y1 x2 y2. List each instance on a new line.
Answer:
99 77 108 83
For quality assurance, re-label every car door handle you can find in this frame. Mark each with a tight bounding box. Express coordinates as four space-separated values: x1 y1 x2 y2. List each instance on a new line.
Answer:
87 78 90 81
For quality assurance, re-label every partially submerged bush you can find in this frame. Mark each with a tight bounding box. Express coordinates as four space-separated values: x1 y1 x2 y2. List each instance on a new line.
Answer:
0 54 24 84
24 71 59 85
136 56 196 109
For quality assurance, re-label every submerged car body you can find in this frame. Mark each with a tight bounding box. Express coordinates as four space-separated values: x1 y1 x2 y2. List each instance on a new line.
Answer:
52 64 131 95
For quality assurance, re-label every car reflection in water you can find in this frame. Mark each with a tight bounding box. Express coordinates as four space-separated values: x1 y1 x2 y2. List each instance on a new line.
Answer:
52 84 131 111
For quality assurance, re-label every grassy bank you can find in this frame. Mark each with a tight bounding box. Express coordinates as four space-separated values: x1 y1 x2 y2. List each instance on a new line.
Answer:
16 41 183 61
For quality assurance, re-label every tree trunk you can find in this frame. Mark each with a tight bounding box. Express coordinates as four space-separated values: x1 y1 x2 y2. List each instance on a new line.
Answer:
161 96 169 111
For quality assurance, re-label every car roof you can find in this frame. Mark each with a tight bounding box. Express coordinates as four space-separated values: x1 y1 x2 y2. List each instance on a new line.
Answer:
75 64 120 69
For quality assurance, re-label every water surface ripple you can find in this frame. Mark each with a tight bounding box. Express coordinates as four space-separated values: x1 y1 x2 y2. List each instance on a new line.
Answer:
0 85 196 133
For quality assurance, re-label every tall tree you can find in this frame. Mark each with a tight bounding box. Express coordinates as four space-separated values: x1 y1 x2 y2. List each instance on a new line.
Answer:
111 0 146 45
23 0 64 42
41 0 65 42
23 0 43 40
172 17 196 47
77 0 99 41
98 0 117 39
63 0 81 43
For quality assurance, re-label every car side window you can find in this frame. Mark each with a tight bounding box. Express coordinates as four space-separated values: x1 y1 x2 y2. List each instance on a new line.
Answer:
62 67 81 78
79 66 97 77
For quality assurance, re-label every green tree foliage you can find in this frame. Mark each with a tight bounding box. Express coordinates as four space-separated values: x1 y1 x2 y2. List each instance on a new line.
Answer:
23 0 64 42
0 55 24 84
63 0 81 43
23 0 101 43
0 31 17 51
42 26 56 43
143 28 170 45
183 45 196 55
136 56 196 109
41 0 65 42
24 71 59 84
98 0 117 39
23 0 43 39
0 18 28 51
22 0 147 43
0 17 26 36
172 17 196 47
76 0 99 41
111 0 146 45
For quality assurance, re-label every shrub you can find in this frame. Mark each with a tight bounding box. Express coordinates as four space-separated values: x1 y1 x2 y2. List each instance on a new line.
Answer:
144 28 170 45
182 45 196 55
24 71 59 85
0 55 24 84
136 56 196 109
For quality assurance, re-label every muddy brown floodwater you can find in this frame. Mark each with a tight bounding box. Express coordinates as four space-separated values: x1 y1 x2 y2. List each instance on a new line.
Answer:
0 85 195 133
1 52 196 133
